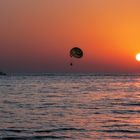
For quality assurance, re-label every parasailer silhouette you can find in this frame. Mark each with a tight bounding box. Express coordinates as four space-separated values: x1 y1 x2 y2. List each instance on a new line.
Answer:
70 62 73 66
70 47 83 66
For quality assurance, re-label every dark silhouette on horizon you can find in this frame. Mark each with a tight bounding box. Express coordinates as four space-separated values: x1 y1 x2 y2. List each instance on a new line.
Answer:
0 71 6 75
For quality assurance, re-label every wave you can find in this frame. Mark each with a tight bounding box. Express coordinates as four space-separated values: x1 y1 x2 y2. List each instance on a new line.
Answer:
7 72 140 77
111 109 140 114
1 135 70 140
100 129 140 133
0 128 86 139
35 127 86 133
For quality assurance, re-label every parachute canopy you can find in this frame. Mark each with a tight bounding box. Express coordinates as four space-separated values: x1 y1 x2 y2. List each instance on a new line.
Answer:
70 47 83 58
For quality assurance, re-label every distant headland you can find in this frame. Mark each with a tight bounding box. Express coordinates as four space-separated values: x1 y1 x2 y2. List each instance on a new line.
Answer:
0 71 6 75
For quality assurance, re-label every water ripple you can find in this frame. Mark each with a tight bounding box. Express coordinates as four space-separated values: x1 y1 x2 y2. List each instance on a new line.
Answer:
0 75 140 139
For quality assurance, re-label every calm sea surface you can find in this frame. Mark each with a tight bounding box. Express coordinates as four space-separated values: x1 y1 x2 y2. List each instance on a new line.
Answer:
0 74 140 140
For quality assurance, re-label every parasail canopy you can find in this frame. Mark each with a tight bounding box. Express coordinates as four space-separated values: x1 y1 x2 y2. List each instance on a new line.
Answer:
70 47 83 58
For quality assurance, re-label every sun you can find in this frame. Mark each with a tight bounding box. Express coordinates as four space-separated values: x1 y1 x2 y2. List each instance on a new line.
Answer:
136 53 140 61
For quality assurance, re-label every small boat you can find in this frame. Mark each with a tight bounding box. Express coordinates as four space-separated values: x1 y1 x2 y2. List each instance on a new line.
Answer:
0 72 6 75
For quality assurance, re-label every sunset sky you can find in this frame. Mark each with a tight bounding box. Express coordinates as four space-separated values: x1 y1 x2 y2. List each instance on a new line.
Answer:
1 0 140 73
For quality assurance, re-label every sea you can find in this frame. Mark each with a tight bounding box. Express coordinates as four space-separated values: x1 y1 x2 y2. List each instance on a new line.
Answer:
0 73 140 140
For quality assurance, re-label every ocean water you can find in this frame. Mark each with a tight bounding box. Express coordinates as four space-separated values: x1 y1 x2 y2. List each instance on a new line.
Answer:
0 73 140 140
